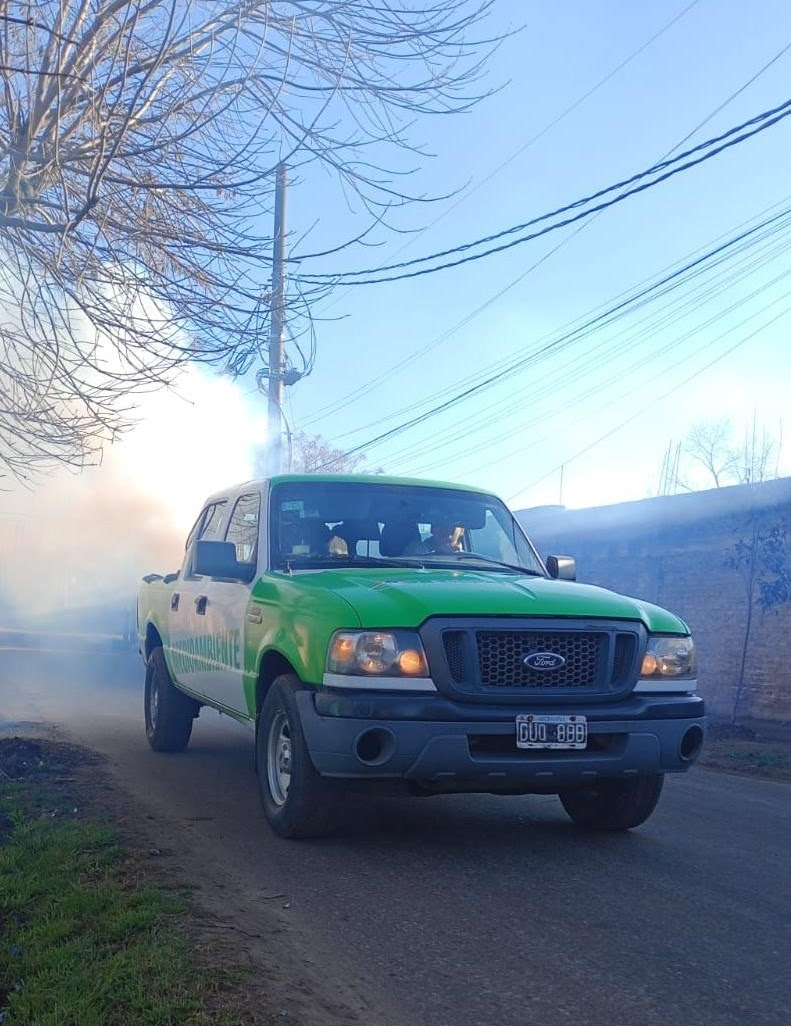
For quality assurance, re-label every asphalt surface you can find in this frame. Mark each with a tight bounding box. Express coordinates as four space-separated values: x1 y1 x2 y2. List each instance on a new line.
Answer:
1 645 789 1026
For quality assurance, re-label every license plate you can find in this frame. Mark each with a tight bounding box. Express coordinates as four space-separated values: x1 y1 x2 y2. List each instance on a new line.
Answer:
516 714 587 749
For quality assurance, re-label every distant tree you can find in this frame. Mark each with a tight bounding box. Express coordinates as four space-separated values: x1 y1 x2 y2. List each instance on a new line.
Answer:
725 507 791 723
289 432 381 475
683 421 735 488
671 417 782 492
728 418 779 486
254 430 381 476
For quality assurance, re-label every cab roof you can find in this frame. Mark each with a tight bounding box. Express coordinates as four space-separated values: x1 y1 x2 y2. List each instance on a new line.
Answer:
202 473 495 506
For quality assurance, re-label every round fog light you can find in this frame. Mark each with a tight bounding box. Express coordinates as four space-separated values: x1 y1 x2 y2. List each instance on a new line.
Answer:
680 725 704 761
354 727 396 766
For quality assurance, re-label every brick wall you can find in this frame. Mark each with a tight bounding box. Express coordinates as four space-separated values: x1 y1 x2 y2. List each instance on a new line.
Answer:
518 480 791 724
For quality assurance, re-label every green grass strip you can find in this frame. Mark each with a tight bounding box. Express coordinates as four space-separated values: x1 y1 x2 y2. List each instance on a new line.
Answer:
0 797 241 1026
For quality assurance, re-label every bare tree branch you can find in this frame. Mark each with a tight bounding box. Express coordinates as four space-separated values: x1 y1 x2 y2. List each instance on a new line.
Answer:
0 0 498 481
262 430 381 475
673 417 781 491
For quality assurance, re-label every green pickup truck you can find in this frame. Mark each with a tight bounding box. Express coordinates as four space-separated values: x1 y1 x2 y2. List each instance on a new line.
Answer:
137 474 705 838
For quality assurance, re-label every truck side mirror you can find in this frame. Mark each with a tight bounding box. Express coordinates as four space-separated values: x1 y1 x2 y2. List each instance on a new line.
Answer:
194 540 255 582
546 555 576 581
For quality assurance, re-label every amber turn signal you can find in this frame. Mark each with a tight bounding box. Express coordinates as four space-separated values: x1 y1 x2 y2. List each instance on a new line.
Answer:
329 635 356 665
641 652 659 676
398 649 427 675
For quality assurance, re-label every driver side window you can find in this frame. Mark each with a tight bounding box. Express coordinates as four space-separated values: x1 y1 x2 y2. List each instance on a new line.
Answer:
201 502 228 542
184 500 228 577
224 493 261 565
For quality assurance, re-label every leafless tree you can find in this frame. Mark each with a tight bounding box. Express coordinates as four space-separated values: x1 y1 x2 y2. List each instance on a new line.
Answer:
261 429 379 475
682 420 734 489
729 416 779 486
0 0 496 481
670 417 783 492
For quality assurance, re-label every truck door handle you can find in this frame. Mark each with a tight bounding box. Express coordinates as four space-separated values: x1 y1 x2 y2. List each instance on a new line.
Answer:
170 592 180 611
195 595 208 615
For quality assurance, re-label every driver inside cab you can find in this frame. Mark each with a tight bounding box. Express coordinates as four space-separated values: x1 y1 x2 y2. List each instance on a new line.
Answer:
424 523 464 554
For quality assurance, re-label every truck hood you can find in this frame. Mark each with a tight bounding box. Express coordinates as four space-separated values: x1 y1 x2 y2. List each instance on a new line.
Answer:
290 568 687 634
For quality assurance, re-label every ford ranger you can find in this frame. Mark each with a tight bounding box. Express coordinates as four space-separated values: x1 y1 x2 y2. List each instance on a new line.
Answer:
136 474 705 838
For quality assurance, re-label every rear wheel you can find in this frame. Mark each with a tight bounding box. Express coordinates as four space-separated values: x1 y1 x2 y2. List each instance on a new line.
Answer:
144 647 197 752
256 674 341 839
559 773 664 831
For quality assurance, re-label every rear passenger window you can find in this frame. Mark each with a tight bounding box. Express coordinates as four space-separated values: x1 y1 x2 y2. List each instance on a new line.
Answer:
225 494 260 564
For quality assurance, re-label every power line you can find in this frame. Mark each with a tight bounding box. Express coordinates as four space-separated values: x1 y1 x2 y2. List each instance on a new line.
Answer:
302 40 791 427
294 97 791 286
334 204 791 452
451 269 791 482
304 42 791 480
313 206 791 468
391 256 791 476
507 305 791 505
339 0 706 264
664 39 791 157
299 223 592 428
294 0 703 304
311 211 787 471
379 206 791 469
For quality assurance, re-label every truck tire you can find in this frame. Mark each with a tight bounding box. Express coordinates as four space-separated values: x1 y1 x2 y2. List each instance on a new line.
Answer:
559 773 664 831
256 674 341 839
144 647 195 752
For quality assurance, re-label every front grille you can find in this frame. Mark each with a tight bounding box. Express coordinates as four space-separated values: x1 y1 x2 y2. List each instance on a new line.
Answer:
476 630 603 688
430 618 644 701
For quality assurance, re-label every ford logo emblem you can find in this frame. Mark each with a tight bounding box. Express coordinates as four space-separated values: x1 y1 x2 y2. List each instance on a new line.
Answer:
523 651 566 671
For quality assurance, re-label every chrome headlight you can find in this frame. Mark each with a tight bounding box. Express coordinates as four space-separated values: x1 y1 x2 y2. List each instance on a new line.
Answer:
327 630 429 677
640 636 697 680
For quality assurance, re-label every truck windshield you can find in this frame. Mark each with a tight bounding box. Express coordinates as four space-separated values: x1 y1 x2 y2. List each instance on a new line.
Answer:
270 481 544 575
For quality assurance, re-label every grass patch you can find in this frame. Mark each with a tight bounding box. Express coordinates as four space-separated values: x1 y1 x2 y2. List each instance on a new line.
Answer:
1 768 247 1026
698 732 791 781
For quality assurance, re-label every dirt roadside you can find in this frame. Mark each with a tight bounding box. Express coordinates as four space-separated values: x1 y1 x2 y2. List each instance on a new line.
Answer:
697 722 791 781
3 719 787 1026
0 731 400 1026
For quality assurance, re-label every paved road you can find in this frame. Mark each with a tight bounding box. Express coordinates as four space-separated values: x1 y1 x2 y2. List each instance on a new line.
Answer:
2 646 789 1026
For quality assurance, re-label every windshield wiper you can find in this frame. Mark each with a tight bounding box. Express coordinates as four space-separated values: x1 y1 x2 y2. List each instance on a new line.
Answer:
421 552 545 575
278 554 426 570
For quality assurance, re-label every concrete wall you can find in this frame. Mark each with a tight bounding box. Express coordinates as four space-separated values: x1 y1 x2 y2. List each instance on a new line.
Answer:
517 479 791 724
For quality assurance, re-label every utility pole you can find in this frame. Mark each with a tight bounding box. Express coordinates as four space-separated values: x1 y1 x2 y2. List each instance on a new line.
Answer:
268 163 287 474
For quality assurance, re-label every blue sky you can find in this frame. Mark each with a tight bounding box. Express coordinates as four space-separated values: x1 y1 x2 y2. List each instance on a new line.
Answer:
272 0 791 510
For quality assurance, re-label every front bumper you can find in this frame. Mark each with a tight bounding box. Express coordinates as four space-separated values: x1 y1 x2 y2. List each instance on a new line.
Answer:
295 689 705 790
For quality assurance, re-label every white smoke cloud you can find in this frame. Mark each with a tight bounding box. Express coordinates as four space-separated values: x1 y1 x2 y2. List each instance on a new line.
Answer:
0 366 266 621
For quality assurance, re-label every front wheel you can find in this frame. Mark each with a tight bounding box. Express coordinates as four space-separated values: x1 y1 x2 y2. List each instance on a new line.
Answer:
144 647 197 752
256 675 341 839
559 773 664 831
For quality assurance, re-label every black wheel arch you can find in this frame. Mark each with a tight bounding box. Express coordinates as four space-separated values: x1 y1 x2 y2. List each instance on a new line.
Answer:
144 623 163 660
256 650 298 717
254 651 299 770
